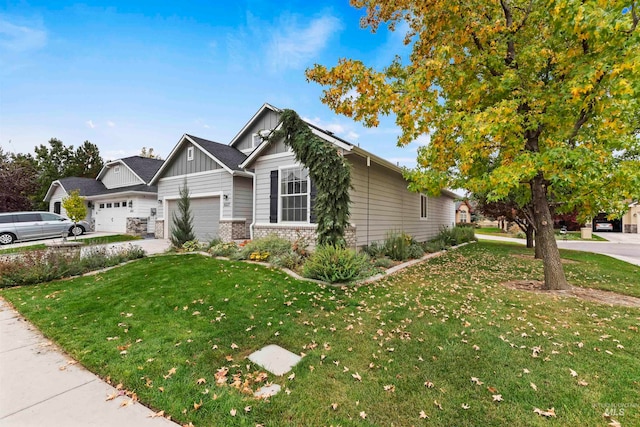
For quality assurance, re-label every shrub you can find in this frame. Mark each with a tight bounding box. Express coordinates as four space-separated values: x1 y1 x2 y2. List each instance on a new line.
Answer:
249 251 270 262
423 239 447 253
209 242 239 258
0 245 145 288
206 238 224 250
182 240 203 252
373 257 394 268
407 242 425 259
302 245 371 283
383 231 413 261
361 241 385 258
271 251 303 270
238 235 292 261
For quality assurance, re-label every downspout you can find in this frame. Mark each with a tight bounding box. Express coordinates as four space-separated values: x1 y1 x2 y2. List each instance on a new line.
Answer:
367 156 370 246
249 171 256 240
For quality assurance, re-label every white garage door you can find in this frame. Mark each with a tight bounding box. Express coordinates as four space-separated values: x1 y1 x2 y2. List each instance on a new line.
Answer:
168 197 220 242
95 200 129 233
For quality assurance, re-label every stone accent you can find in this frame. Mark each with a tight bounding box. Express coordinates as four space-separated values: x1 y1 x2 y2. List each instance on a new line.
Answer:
126 217 148 236
624 224 638 233
219 219 249 242
154 219 165 239
89 218 96 232
252 224 356 249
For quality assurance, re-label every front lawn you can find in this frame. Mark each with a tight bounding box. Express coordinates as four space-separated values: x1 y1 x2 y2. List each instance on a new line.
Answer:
2 242 639 426
475 228 606 241
0 234 141 254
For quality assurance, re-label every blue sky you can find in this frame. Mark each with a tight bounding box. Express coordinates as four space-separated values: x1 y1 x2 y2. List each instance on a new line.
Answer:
0 1 425 166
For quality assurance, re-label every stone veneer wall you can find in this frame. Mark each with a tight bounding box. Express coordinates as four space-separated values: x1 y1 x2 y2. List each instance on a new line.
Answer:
155 220 164 239
219 220 249 242
624 224 638 233
126 217 148 236
252 225 356 249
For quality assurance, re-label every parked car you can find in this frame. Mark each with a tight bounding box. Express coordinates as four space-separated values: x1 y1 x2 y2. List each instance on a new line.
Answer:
594 222 614 231
0 212 89 245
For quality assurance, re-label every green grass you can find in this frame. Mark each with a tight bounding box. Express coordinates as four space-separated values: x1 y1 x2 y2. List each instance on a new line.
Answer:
475 228 607 241
0 235 141 254
2 242 639 426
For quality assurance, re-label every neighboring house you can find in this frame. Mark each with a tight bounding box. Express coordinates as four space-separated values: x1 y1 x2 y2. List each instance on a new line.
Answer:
621 201 639 234
455 200 473 224
149 134 253 242
44 156 163 235
236 104 456 248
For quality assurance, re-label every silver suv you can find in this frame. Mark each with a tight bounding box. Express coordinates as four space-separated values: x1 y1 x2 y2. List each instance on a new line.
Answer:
0 212 89 245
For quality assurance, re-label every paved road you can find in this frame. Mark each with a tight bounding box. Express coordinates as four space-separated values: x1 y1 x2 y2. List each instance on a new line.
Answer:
477 233 640 267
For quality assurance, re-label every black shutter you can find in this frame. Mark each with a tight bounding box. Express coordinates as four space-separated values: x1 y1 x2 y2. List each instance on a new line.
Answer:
269 170 278 223
309 178 317 223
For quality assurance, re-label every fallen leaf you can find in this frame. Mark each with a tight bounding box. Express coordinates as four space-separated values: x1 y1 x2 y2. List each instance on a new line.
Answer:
383 384 395 392
577 380 589 386
533 407 556 417
461 403 470 410
359 411 367 419
331 403 338 410
196 378 206 385
230 408 237 417
105 392 117 401
419 410 429 419
352 372 362 381
530 383 537 391
148 410 164 418
569 369 578 377
424 381 434 388
492 394 503 402
244 406 252 413
288 372 295 381
471 377 483 385
487 386 498 394
434 400 443 410
193 400 202 410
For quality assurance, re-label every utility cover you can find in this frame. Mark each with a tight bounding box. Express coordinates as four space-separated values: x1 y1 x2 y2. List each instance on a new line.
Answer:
248 344 302 376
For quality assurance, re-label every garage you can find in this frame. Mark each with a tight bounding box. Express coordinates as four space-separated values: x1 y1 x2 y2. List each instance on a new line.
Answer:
95 200 130 233
167 197 220 242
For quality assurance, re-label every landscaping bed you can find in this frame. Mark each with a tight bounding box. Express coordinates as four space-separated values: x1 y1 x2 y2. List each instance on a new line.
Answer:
2 242 639 426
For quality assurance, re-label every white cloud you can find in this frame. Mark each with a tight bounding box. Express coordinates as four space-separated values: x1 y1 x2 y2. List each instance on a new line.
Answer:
107 121 116 128
346 131 360 141
0 17 47 52
268 14 342 71
86 120 95 129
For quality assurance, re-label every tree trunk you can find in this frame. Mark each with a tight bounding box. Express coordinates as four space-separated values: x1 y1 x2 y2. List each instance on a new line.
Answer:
534 233 542 259
525 224 534 249
531 175 569 290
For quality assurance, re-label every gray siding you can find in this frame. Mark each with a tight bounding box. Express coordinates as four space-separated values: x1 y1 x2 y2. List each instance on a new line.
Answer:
262 138 289 156
233 176 253 237
348 154 455 245
157 171 233 219
235 109 281 151
254 153 299 223
101 165 143 189
164 142 221 177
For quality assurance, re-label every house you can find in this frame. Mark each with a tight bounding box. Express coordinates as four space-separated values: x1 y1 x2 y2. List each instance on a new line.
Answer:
622 202 639 233
455 200 473 225
44 156 163 235
149 134 254 242
153 103 456 248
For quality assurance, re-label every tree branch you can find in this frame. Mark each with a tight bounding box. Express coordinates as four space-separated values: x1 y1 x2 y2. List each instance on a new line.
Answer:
500 0 517 68
626 2 639 33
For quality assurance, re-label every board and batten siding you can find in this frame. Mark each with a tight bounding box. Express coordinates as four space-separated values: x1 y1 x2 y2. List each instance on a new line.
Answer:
157 171 233 219
235 109 282 152
101 165 143 189
233 176 253 236
348 154 455 245
163 142 222 178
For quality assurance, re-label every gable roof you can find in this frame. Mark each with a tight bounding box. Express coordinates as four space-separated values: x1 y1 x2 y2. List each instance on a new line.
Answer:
228 103 282 148
43 177 157 202
150 134 249 184
97 155 163 184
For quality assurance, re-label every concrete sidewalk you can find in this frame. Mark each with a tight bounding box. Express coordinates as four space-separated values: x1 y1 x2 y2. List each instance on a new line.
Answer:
0 299 178 427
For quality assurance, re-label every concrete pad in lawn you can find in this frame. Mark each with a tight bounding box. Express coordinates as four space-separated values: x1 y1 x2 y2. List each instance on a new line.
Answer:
248 344 302 376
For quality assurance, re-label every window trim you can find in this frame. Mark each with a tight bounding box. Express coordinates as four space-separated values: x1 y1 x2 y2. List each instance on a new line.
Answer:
420 194 429 220
114 165 120 174
187 146 194 161
460 210 468 223
278 164 310 224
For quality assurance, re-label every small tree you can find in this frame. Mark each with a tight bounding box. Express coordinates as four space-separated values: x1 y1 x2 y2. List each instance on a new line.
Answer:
61 190 87 240
171 182 195 248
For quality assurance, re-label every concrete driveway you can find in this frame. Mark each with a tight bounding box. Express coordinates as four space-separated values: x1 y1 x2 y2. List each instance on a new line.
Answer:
477 233 640 267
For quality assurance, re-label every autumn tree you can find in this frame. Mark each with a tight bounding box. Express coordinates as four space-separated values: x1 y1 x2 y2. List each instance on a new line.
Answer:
140 147 163 160
61 190 87 240
307 0 640 289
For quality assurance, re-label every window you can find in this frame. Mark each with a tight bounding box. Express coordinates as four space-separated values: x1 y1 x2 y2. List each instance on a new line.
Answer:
114 165 120 174
420 194 429 219
18 213 41 222
106 203 112 208
460 210 468 222
99 203 105 209
122 200 127 208
280 167 309 222
252 133 262 148
41 213 62 221
114 202 120 208
187 146 194 161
